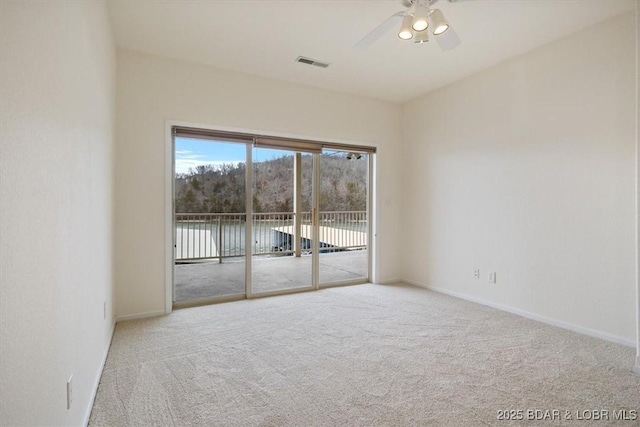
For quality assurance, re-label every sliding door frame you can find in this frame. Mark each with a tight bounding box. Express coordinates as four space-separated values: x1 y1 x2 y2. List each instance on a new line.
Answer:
245 143 254 298
248 146 317 298
164 121 375 314
317 150 374 289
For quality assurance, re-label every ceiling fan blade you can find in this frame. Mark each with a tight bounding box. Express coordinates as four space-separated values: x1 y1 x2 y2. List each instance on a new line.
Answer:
434 26 461 51
354 11 404 50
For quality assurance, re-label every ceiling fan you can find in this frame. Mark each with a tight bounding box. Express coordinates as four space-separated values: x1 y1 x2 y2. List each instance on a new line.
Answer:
355 0 463 51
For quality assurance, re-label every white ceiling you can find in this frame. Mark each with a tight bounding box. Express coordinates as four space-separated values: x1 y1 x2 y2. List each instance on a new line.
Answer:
107 0 635 103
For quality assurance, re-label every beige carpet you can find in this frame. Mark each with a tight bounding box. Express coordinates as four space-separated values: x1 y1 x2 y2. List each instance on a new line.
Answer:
90 283 639 426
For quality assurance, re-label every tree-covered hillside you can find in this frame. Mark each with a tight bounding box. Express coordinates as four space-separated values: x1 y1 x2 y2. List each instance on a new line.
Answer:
175 153 367 213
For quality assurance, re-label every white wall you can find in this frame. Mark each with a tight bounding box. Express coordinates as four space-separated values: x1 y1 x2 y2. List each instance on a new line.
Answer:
0 1 116 425
402 12 637 345
114 50 402 319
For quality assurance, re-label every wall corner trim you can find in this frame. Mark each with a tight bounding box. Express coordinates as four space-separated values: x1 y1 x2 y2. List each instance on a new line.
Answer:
375 278 402 285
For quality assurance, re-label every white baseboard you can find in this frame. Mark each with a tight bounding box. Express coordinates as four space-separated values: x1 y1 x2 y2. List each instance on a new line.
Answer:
83 321 116 427
375 278 402 285
116 310 166 322
403 280 636 348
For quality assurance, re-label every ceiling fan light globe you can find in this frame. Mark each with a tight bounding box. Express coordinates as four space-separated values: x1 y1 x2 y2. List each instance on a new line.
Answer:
398 13 415 40
433 24 449 36
430 9 449 36
433 24 449 35
412 20 428 32
411 4 430 32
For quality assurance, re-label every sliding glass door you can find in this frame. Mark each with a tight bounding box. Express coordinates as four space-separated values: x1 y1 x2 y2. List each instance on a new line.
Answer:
251 148 314 295
173 136 248 305
172 127 373 307
318 149 369 286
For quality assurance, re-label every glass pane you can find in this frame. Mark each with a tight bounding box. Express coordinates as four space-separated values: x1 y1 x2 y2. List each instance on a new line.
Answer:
252 148 313 293
173 137 246 302
319 150 368 284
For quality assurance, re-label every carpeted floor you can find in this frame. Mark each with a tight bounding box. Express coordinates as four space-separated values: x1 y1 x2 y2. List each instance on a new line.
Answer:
89 283 639 426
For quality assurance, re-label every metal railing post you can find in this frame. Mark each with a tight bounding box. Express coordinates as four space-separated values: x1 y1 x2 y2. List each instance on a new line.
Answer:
218 216 222 264
293 153 302 257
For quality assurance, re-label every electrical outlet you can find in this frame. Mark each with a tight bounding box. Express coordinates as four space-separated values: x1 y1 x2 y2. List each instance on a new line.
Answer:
473 269 480 279
67 375 73 410
488 271 496 284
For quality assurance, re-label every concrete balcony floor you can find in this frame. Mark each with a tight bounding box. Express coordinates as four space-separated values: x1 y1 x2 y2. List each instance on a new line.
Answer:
174 250 367 302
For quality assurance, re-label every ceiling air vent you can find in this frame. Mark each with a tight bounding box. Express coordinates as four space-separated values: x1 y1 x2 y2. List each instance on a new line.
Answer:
295 56 330 68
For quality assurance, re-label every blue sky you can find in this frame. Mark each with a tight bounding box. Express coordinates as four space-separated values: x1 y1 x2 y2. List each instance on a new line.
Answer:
175 137 288 174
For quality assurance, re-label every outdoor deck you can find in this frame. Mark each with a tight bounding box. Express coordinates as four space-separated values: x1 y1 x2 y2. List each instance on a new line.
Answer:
175 250 367 302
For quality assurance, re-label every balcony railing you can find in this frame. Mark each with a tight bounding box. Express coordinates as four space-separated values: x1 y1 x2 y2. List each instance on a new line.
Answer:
175 211 367 261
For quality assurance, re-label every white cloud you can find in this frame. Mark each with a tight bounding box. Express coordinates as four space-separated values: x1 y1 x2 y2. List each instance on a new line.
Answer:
175 151 241 175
